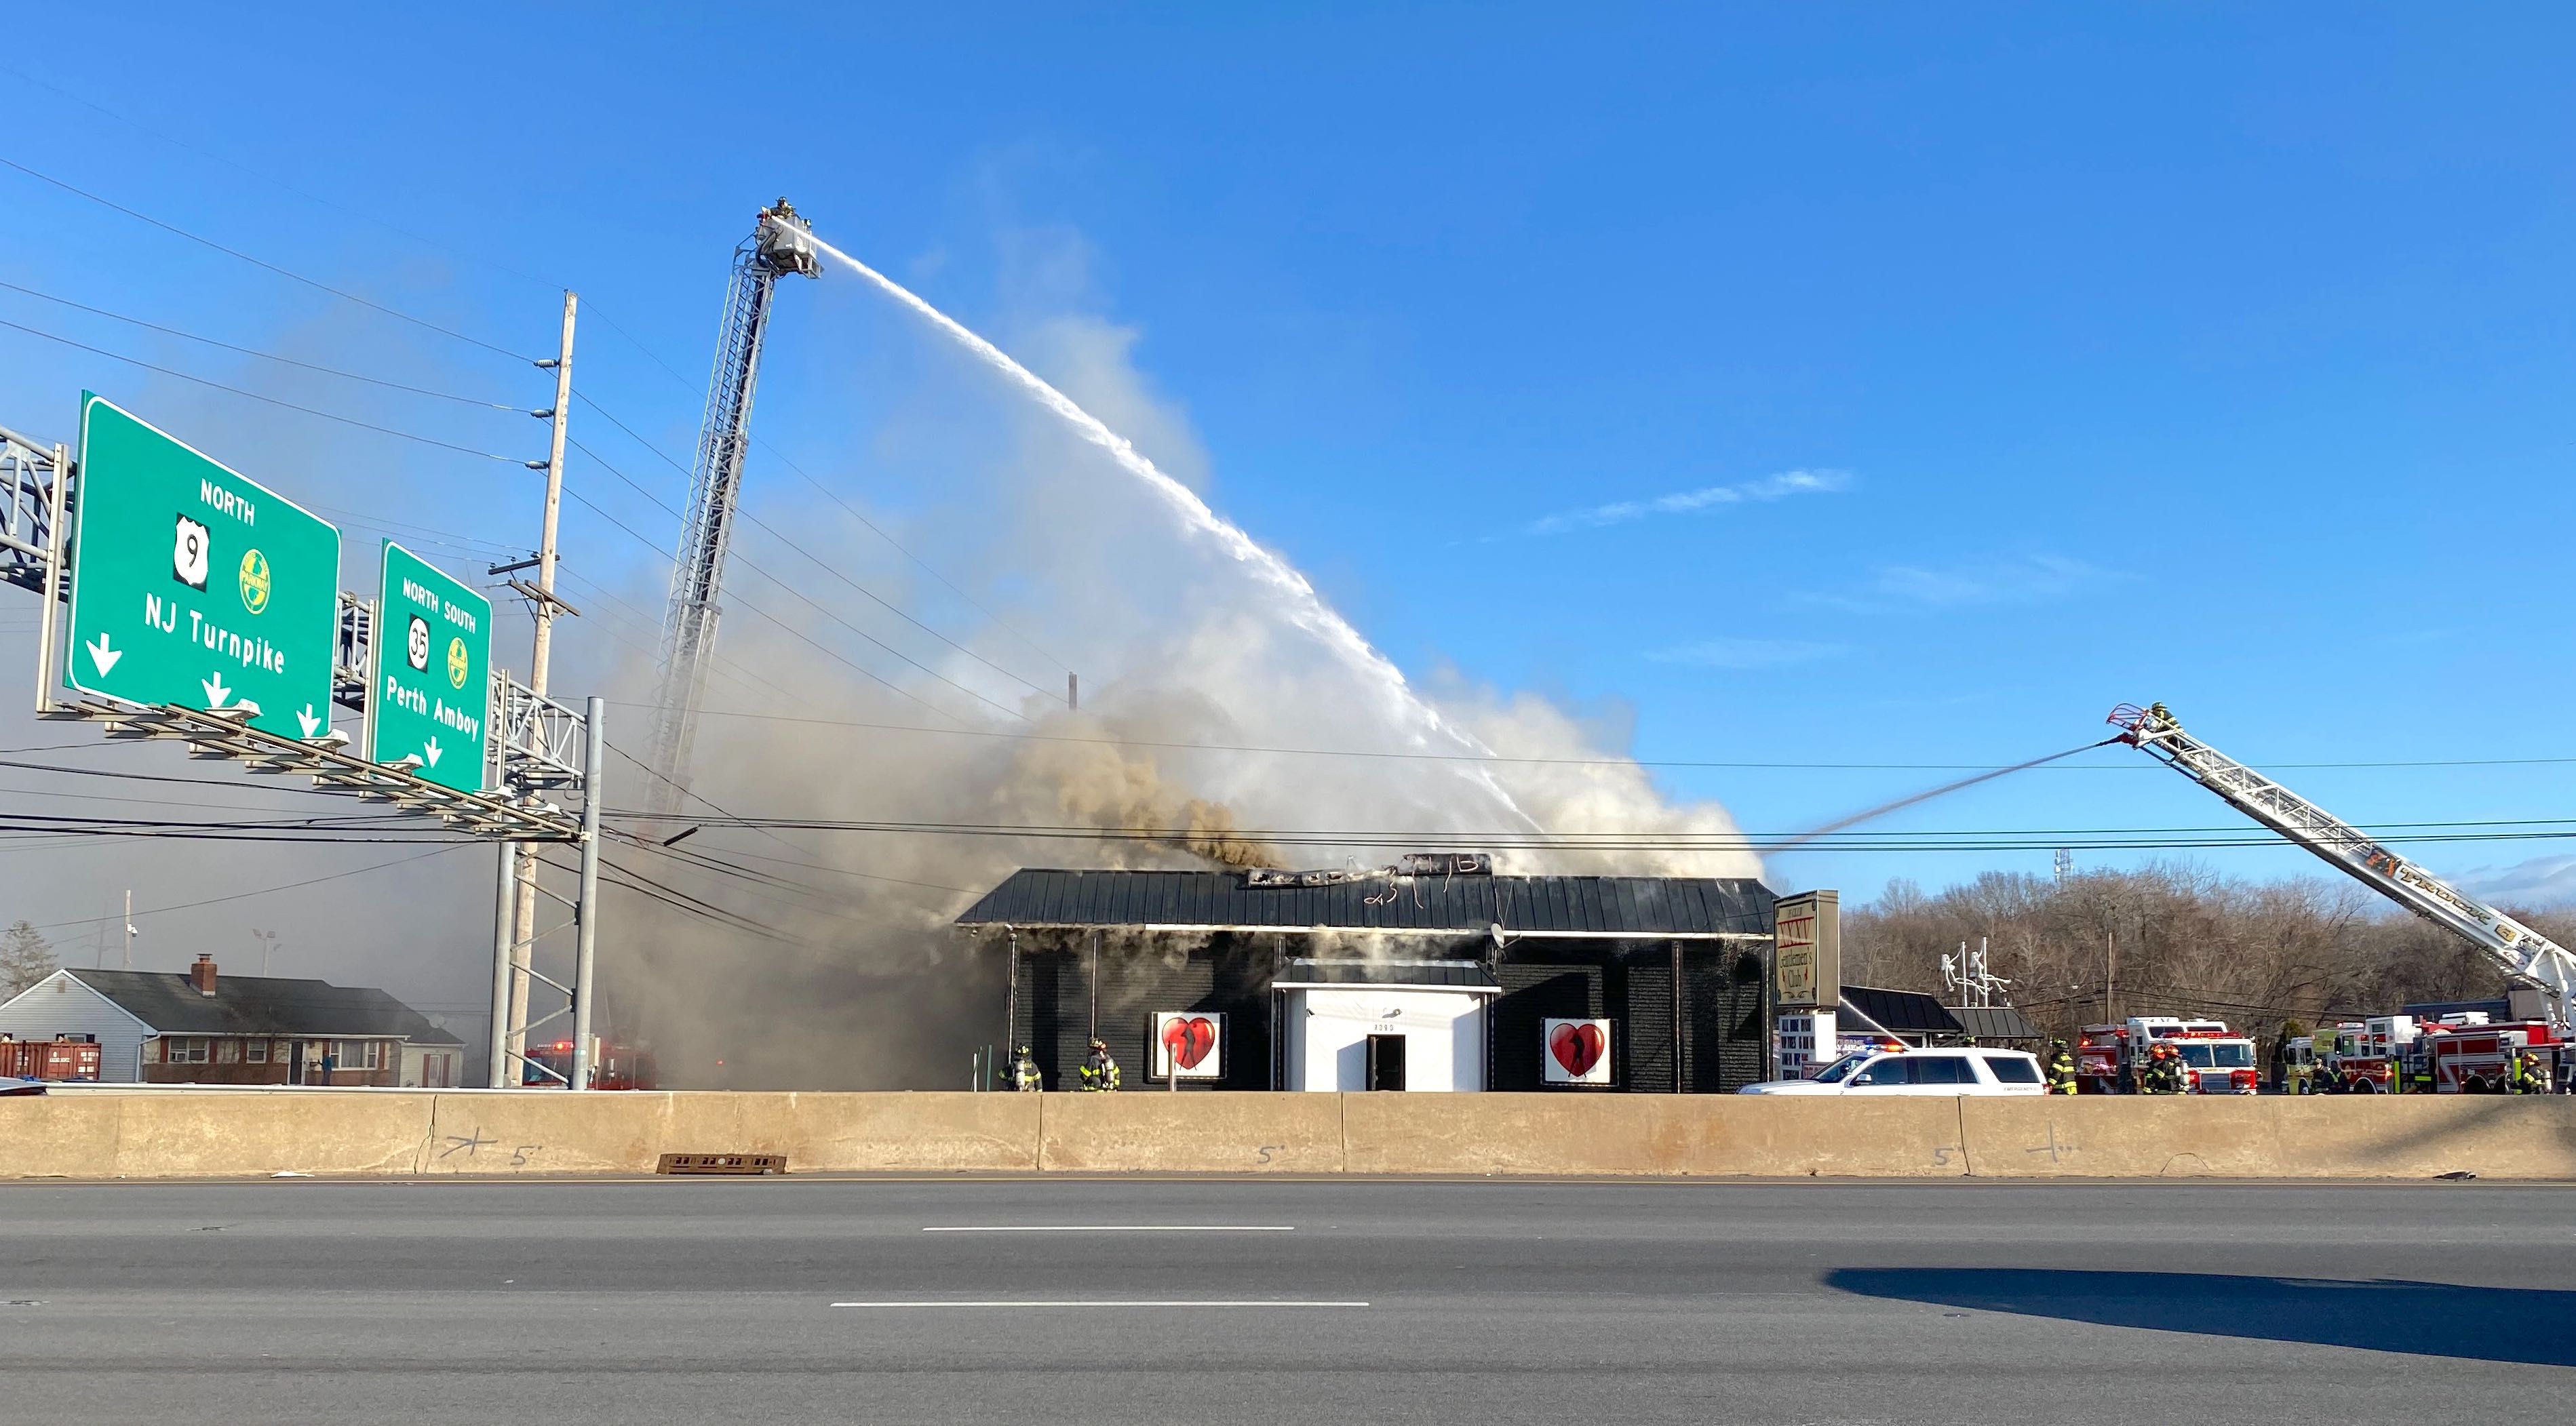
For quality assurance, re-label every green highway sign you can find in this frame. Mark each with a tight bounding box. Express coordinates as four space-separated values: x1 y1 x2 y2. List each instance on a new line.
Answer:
62 394 340 738
365 540 492 793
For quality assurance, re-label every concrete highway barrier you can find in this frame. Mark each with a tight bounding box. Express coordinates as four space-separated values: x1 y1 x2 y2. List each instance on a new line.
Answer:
1343 1092 1970 1176
1039 1091 1342 1173
1960 1094 2576 1179
5 1089 2575 1180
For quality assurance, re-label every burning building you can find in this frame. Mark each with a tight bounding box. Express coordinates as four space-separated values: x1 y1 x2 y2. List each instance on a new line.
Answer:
954 857 1778 1092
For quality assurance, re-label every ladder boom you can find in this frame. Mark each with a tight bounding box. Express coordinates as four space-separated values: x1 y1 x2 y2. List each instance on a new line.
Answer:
2109 702 2576 1024
643 199 819 816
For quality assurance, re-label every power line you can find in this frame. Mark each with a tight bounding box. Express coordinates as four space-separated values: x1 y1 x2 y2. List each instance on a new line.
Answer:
564 436 1032 721
0 313 524 463
588 702 2576 776
0 61 568 299
611 825 979 900
570 313 1074 677
553 481 975 727
0 277 529 410
0 153 536 361
573 390 1063 694
21 844 471 932
581 811 2576 854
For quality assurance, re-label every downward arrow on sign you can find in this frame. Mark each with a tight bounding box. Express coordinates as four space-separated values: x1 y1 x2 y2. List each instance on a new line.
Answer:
85 633 121 676
423 736 443 768
297 707 324 739
201 673 231 707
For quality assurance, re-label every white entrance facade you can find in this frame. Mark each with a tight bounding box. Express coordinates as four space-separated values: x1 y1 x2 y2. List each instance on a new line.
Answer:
1276 962 1498 1092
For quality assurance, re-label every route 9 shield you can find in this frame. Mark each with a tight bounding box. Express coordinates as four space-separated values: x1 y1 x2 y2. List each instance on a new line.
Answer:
365 540 492 793
61 395 339 738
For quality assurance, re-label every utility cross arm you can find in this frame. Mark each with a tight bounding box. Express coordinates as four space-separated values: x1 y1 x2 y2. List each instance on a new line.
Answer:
2109 702 2576 1025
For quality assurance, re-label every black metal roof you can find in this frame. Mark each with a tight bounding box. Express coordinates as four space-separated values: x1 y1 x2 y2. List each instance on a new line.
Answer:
1838 985 1966 1038
954 868 1775 938
1949 1005 2043 1042
63 969 459 1042
1275 959 1501 989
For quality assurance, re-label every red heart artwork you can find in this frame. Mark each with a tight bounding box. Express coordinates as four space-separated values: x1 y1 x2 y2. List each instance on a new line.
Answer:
1162 1016 1216 1070
1549 1021 1605 1077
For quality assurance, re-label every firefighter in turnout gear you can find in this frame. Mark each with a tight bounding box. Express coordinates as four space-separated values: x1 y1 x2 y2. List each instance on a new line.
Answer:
1078 1039 1122 1092
2140 1041 2187 1095
1009 1045 1042 1092
2047 1039 2079 1095
2508 1048 2550 1095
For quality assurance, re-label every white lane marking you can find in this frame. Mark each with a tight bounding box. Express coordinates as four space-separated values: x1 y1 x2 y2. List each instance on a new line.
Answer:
922 1214 1298 1225
832 1299 1366 1309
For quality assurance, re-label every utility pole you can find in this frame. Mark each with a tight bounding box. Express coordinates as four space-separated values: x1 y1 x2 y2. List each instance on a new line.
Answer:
121 889 132 970
500 292 578 1084
2105 931 2117 1024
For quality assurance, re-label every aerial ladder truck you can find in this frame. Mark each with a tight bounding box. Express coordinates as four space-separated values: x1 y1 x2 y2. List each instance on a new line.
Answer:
642 199 821 818
2108 702 2576 1049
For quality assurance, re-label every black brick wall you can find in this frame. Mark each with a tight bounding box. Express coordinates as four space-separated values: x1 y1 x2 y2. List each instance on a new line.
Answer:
1002 932 1772 1093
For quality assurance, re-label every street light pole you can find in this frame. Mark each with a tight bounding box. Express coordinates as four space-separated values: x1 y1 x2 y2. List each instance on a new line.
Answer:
568 697 605 1091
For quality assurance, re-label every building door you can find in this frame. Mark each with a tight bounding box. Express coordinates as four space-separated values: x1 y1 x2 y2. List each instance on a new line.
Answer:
1366 1033 1407 1092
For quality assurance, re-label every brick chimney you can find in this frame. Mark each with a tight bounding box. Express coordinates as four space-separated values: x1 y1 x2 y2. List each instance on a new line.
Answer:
189 954 217 997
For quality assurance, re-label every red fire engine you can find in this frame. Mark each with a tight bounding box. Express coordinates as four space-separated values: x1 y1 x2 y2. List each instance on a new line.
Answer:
2075 1016 2259 1094
2298 1014 2562 1093
2420 1018 2561 1094
0 1037 101 1082
2303 1021 2404 1092
520 1037 658 1090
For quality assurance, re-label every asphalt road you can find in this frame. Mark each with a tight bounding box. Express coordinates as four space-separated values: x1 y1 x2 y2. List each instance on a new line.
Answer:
1 1177 2568 1423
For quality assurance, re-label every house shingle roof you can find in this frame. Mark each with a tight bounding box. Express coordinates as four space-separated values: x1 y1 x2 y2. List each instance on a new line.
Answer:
66 969 456 1042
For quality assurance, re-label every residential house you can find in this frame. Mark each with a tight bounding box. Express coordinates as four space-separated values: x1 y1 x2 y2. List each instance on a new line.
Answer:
0 954 465 1086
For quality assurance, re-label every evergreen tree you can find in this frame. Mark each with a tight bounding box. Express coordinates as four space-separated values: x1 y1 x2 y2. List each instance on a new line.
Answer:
0 919 56 998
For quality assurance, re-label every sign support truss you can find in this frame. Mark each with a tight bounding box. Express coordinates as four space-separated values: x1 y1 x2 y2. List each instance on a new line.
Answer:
4 414 613 1089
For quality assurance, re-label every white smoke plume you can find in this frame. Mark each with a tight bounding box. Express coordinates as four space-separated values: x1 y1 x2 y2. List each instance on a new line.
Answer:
600 231 1763 1088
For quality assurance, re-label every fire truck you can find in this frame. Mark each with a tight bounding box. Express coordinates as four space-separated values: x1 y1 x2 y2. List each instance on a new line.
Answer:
2075 1016 2261 1094
2111 704 2576 1060
2292 1013 2562 1094
2295 1019 2407 1092
0 1036 100 1082
2419 1016 2561 1094
520 1037 659 1090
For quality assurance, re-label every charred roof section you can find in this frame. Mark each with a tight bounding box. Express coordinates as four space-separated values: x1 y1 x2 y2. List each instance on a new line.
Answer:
954 868 1774 938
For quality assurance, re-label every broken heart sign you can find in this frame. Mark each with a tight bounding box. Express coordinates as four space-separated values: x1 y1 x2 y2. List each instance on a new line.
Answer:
1547 1020 1607 1079
1160 1015 1217 1071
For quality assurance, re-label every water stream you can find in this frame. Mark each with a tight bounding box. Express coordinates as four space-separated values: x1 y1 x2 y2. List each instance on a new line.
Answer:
806 231 1544 835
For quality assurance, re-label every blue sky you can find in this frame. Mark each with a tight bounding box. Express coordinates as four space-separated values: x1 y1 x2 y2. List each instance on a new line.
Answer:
1 1 2573 996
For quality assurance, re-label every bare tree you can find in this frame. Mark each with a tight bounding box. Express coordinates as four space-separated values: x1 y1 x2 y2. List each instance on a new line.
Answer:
1842 862 2527 1052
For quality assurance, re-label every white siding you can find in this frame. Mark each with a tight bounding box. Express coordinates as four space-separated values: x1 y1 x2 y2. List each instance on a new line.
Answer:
1285 986 1490 1092
0 972 153 1082
399 1042 461 1088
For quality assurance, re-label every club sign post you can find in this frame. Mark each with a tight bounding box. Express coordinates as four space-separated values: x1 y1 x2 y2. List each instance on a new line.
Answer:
366 540 492 793
60 394 339 738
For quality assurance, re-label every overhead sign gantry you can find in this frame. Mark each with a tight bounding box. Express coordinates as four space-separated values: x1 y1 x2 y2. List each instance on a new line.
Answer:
368 540 494 794
62 394 340 736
